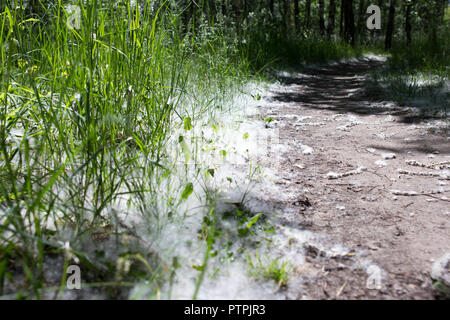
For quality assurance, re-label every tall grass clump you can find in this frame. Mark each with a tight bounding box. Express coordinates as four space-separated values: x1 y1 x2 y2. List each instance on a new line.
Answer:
0 0 182 298
0 0 254 299
367 23 449 115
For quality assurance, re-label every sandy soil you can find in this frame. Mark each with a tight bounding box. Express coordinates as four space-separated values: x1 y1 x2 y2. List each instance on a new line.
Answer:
259 59 449 299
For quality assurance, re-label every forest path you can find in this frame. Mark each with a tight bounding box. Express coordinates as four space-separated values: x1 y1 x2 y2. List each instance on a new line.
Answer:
261 59 449 299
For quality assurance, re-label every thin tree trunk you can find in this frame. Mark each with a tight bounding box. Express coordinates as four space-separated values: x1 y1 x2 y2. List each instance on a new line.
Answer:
343 0 355 45
294 0 299 31
339 0 344 38
385 0 396 50
357 0 366 43
283 0 291 30
405 0 412 46
233 0 242 32
269 0 274 16
439 0 447 24
305 0 311 29
319 0 325 35
379 0 387 33
430 0 442 48
328 0 336 39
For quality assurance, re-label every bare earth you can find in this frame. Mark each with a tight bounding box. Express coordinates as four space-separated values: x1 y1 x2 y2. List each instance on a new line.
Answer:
261 60 449 299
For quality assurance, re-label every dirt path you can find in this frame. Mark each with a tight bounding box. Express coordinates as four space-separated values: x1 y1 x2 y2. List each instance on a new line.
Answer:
261 59 449 299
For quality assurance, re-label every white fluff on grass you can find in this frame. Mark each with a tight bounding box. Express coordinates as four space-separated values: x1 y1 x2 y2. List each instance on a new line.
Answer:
127 80 302 299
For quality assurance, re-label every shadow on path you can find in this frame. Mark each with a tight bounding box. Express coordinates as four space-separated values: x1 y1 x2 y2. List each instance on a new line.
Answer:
269 59 442 123
268 59 450 155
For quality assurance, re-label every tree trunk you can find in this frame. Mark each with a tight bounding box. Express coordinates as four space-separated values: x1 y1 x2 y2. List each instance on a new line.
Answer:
430 1 443 48
357 0 366 43
385 0 396 50
294 0 300 31
405 0 412 46
283 0 291 31
339 0 344 38
243 0 249 22
305 0 311 29
439 0 447 24
328 0 336 39
233 0 242 32
319 0 325 35
343 0 355 45
379 0 388 34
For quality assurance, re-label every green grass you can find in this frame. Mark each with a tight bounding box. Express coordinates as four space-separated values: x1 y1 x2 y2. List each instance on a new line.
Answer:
0 1 247 299
240 12 365 71
247 253 292 288
366 26 449 115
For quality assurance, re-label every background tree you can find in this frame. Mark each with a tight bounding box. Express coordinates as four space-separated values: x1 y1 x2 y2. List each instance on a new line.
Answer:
283 0 291 31
405 0 413 46
233 0 242 32
343 0 355 45
305 0 312 29
327 0 336 39
357 0 366 43
339 0 344 38
385 0 396 50
294 0 300 32
319 0 325 35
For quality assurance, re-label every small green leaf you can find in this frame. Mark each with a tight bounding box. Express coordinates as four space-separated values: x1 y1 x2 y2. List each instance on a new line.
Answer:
207 168 215 177
220 150 226 157
180 182 194 201
246 213 262 229
184 117 192 130
243 132 249 140
192 264 205 271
